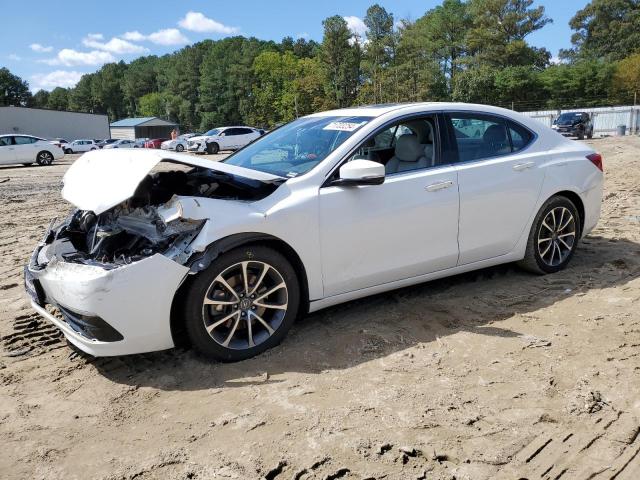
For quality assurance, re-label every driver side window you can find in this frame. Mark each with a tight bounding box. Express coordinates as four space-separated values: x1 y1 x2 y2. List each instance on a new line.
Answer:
343 115 439 176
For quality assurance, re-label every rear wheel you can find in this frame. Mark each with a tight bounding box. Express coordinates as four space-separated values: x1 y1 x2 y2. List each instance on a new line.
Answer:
206 142 219 154
183 246 300 362
36 151 54 166
518 196 580 274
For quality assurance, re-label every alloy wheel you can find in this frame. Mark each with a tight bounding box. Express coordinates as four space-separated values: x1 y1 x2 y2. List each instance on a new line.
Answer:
37 152 53 165
202 261 288 350
537 206 576 267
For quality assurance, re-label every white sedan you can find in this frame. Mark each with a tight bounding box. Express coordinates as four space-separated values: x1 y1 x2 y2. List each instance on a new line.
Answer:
102 139 136 149
0 134 64 166
64 139 99 154
25 103 603 361
160 134 195 152
187 126 261 154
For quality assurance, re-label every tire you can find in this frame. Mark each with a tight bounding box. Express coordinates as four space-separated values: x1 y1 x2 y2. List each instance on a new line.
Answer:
206 142 219 155
518 195 581 274
176 144 184 152
36 151 54 166
587 129 593 139
65 148 72 154
577 128 585 140
183 245 300 362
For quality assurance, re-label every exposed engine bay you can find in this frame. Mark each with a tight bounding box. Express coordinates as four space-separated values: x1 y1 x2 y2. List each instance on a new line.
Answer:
38 166 281 268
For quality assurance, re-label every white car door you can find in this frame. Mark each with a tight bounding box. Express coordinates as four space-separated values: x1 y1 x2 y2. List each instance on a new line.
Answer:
318 115 460 297
0 137 16 164
13 136 39 162
219 129 238 149
446 112 545 265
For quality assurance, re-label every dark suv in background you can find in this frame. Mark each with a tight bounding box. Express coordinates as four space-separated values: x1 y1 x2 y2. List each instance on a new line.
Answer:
552 111 594 140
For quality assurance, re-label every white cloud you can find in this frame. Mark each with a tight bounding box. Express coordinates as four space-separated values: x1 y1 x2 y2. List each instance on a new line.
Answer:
296 32 310 40
42 48 116 66
30 43 54 53
178 11 238 34
122 31 146 42
82 34 149 54
31 70 83 91
8 53 21 61
147 28 190 45
343 16 368 39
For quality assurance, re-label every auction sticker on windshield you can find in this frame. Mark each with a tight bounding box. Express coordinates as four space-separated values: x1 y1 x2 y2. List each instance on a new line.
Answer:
323 121 366 132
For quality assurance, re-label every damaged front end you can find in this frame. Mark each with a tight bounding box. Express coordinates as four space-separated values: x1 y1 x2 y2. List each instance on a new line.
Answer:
24 149 284 356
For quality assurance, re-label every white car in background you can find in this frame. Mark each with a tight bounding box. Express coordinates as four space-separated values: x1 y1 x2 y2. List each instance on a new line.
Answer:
102 139 136 149
64 139 99 154
25 102 603 362
161 134 197 153
187 126 261 154
0 134 64 166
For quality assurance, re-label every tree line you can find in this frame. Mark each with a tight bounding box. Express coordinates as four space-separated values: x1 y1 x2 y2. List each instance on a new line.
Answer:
2 0 640 131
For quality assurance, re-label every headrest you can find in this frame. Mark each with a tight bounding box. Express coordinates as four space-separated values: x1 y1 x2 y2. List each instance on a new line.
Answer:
483 124 507 143
395 134 424 162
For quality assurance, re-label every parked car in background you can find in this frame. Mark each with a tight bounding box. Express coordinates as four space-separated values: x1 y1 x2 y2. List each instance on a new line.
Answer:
50 138 69 150
1 134 63 166
144 138 169 149
96 139 118 149
552 112 594 140
187 126 261 154
64 139 98 154
134 138 147 148
25 103 603 361
102 139 136 149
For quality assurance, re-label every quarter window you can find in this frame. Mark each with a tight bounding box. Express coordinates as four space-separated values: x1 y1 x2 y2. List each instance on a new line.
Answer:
0 137 12 146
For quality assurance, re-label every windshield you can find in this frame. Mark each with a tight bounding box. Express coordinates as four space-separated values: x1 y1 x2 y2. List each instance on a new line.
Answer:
222 116 372 177
557 113 582 122
205 129 221 136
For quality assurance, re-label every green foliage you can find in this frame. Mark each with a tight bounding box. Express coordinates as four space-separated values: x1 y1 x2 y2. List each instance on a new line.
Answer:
0 67 31 106
47 87 69 110
5 1 639 129
566 0 640 61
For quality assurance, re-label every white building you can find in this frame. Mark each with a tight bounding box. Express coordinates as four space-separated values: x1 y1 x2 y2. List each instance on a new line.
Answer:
0 106 110 140
109 117 178 140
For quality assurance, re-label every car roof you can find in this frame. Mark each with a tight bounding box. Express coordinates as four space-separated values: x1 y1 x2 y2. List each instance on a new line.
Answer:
307 102 530 118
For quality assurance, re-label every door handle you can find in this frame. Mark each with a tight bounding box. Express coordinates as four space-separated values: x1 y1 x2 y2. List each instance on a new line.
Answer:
425 180 454 192
513 161 535 171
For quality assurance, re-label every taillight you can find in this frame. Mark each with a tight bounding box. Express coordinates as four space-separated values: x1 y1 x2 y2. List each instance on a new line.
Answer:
586 153 603 172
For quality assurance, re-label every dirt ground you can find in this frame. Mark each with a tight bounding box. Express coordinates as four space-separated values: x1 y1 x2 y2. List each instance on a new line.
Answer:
1 138 639 480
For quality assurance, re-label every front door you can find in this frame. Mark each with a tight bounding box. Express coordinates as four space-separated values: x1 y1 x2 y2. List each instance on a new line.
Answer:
318 114 460 297
0 137 16 164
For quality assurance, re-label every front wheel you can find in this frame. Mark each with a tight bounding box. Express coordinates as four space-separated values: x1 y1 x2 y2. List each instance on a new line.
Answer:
206 142 219 154
176 144 184 152
518 196 581 274
36 151 54 166
183 246 300 361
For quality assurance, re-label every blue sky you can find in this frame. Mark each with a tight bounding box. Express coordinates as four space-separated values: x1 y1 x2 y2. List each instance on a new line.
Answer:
1 0 588 92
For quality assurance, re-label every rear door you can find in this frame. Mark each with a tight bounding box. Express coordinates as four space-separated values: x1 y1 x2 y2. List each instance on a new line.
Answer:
13 136 39 162
445 112 545 265
0 137 16 164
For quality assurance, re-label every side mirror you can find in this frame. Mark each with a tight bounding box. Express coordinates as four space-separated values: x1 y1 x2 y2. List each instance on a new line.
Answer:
332 159 385 187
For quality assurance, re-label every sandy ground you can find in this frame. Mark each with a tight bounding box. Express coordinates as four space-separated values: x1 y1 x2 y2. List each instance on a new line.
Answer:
0 138 639 480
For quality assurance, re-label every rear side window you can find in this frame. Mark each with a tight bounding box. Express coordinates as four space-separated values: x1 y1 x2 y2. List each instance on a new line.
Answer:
0 137 12 146
14 136 36 145
447 113 534 162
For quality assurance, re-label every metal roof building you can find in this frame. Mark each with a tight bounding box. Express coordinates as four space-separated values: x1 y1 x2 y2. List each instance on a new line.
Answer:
0 106 109 140
110 117 178 140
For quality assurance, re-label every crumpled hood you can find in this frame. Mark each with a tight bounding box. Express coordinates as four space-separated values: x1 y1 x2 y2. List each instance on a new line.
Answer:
188 135 214 143
62 149 283 214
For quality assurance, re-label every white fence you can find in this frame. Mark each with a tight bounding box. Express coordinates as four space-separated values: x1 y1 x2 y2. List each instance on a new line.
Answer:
520 105 640 136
